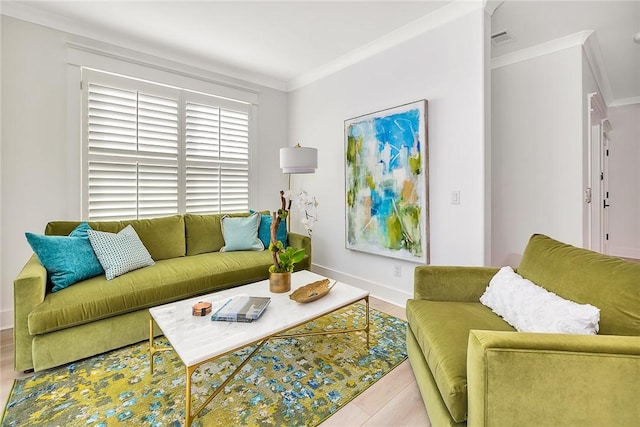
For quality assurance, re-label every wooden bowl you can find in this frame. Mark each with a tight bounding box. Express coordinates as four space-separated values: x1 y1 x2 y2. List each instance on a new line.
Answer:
290 279 337 303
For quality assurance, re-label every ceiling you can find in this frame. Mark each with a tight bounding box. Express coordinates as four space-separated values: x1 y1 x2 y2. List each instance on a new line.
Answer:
2 1 639 102
3 0 452 86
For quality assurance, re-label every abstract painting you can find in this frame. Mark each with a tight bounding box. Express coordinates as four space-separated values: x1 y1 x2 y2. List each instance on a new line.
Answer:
345 100 428 263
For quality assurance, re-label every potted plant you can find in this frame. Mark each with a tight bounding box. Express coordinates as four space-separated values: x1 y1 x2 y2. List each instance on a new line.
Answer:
269 191 306 293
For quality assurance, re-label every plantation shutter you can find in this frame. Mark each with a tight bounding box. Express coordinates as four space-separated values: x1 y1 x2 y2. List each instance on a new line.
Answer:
82 69 251 220
184 92 250 214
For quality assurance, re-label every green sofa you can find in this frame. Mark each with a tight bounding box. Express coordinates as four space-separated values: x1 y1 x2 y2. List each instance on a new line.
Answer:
14 213 311 372
406 234 640 427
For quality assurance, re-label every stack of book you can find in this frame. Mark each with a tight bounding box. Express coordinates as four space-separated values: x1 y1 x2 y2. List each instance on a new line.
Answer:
211 295 271 323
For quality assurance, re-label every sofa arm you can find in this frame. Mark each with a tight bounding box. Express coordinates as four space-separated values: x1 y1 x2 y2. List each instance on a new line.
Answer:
413 266 499 302
288 232 312 270
13 254 48 371
467 330 640 427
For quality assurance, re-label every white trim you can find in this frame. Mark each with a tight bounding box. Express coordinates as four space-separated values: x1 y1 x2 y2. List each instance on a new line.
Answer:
610 96 640 107
67 44 259 105
1 1 287 91
610 246 640 260
484 0 504 16
491 30 593 70
491 30 625 108
311 263 411 308
582 32 615 107
248 104 259 209
1 309 13 331
67 64 82 219
79 68 254 219
288 0 483 91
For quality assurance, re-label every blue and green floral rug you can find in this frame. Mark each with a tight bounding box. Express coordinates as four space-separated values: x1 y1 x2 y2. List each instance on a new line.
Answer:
2 304 407 427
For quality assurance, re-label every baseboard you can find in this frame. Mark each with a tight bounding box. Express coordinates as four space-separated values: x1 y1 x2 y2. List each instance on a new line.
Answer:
609 246 640 260
311 263 411 308
1 309 14 330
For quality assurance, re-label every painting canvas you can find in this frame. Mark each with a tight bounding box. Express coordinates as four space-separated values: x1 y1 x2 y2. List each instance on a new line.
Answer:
345 100 428 263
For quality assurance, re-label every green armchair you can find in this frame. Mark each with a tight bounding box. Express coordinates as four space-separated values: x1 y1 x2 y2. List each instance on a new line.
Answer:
407 234 640 427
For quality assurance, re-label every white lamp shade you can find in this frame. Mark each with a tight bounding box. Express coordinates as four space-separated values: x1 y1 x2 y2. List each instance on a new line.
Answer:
280 146 318 174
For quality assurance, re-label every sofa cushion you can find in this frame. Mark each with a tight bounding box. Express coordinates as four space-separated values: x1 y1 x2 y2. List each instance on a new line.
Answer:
254 212 288 249
25 223 104 292
518 234 640 336
27 251 275 335
406 299 515 423
184 212 250 256
45 215 186 261
480 266 600 334
88 225 156 280
220 213 264 252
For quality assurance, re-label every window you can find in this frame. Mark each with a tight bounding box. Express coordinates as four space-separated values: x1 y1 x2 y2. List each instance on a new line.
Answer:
82 69 250 220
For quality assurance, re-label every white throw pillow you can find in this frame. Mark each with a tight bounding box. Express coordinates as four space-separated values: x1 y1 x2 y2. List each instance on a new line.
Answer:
88 225 155 280
480 266 600 335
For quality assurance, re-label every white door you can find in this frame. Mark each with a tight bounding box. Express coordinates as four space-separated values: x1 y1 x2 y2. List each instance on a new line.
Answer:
588 93 610 254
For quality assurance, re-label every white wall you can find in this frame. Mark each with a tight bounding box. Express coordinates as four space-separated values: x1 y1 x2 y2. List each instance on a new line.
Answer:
607 104 640 258
288 8 490 305
0 16 288 329
491 46 585 266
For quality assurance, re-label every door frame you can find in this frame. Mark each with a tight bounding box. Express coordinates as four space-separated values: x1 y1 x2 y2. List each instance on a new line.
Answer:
587 92 609 253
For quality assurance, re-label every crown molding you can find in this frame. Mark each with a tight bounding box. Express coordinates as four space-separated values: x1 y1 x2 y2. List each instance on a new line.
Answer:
1 0 288 92
610 96 640 107
287 0 483 92
491 30 625 108
491 30 592 70
582 32 615 107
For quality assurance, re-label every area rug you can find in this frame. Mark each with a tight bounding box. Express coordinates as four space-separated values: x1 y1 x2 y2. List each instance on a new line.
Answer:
2 304 407 427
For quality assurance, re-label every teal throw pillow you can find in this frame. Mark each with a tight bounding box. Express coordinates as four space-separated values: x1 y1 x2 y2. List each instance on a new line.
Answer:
25 222 104 292
258 214 287 248
88 225 155 280
220 212 264 252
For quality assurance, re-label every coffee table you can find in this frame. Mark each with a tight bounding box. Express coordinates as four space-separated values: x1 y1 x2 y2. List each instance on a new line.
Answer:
148 270 370 426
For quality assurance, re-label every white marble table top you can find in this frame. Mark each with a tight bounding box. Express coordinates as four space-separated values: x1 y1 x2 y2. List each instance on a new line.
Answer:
149 270 369 367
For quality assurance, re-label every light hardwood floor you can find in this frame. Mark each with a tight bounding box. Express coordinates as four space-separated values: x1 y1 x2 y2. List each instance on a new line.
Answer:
0 297 431 426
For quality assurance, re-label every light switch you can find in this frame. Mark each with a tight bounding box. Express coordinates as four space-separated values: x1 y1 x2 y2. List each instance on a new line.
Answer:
451 190 460 205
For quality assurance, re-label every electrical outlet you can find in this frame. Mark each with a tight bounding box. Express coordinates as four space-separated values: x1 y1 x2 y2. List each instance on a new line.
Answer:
393 264 401 277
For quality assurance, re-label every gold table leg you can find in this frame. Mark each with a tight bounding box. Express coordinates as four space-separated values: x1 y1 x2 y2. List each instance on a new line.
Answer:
149 316 172 375
365 295 370 349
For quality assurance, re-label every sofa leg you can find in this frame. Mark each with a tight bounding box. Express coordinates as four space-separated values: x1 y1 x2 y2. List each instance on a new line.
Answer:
23 369 34 374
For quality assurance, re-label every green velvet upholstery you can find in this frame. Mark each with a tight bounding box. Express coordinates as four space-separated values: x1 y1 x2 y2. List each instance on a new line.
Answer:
184 212 250 256
407 234 640 427
13 255 47 372
413 266 500 302
407 328 465 427
46 215 186 261
15 214 311 372
28 251 276 335
467 331 640 427
406 300 514 422
31 309 163 372
517 234 640 335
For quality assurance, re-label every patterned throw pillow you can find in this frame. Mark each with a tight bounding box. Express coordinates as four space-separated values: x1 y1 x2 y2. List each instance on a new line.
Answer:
88 225 155 280
25 222 104 292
